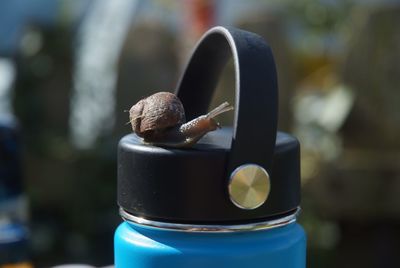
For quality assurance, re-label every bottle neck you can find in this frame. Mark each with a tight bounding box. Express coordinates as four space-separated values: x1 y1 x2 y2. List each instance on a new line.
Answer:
119 207 300 233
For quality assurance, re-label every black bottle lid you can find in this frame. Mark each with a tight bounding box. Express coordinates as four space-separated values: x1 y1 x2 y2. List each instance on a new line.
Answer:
118 26 300 224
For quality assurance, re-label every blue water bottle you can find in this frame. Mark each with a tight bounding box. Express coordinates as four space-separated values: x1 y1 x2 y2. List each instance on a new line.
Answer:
114 26 306 268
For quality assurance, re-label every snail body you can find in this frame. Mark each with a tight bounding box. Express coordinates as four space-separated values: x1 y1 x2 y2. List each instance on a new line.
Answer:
129 92 233 147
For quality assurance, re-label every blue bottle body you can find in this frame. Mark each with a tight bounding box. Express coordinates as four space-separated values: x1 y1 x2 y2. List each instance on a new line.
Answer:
114 221 306 268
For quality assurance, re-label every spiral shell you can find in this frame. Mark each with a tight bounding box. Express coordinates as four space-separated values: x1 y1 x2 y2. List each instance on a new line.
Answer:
129 92 186 139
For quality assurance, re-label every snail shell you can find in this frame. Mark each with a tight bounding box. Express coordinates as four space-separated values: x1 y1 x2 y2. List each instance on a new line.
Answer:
129 92 186 140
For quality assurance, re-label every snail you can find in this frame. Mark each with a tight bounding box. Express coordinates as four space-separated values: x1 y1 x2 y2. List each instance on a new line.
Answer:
129 92 233 147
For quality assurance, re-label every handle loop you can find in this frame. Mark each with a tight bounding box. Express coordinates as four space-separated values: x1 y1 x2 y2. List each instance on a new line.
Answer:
176 26 278 174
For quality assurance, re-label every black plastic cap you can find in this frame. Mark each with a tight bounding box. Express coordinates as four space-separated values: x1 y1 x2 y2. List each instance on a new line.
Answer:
118 130 300 224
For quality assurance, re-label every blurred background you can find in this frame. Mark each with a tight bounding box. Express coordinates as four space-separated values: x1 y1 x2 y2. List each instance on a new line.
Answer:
0 0 399 267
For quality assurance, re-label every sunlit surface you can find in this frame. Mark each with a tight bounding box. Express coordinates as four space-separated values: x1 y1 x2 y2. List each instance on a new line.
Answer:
69 0 138 149
0 59 15 116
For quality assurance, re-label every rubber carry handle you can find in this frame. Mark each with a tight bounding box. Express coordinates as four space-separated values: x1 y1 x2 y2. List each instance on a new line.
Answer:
176 26 278 174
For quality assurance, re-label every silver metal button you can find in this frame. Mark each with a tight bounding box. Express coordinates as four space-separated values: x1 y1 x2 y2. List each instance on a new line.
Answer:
228 164 270 210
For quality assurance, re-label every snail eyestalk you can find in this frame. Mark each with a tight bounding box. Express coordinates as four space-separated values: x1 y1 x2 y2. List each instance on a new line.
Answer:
206 102 234 118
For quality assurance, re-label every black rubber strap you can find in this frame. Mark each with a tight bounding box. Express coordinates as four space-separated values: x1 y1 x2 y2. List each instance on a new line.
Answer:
176 26 278 173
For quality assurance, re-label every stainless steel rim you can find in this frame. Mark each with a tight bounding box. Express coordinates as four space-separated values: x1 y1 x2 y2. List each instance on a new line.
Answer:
119 207 300 233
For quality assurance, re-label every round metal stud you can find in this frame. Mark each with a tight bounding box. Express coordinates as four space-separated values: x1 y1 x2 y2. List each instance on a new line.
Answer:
228 164 271 210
